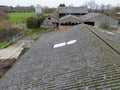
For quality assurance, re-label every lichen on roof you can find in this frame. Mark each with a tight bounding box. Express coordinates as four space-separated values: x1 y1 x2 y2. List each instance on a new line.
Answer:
0 24 120 90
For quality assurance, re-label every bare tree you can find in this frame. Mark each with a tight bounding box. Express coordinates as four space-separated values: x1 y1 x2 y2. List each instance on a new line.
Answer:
85 0 99 10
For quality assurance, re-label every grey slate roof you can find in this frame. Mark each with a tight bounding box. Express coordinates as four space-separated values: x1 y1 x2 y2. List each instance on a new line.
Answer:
59 7 88 14
0 24 120 90
59 14 81 22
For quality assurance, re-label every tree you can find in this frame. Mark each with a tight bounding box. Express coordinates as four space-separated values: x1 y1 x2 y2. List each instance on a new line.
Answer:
0 10 10 29
0 10 9 21
85 0 99 11
59 4 66 7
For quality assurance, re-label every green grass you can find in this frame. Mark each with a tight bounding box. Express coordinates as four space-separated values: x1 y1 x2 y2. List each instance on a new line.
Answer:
0 42 8 48
8 12 35 23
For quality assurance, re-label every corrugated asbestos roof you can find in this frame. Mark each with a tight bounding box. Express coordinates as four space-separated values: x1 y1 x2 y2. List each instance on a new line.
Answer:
79 13 101 21
0 24 120 90
59 7 88 14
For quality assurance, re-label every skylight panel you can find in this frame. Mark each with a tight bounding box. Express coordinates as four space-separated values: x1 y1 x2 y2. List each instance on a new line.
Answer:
67 40 77 45
53 42 66 48
53 40 77 48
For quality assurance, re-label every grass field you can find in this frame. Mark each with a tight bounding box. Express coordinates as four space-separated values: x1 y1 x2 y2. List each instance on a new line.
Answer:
8 12 35 23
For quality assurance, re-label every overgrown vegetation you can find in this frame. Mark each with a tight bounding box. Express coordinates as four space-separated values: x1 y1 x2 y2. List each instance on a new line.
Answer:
0 27 23 41
18 47 29 58
0 10 11 29
24 27 52 37
0 10 9 21
100 23 110 30
26 15 48 29
26 17 39 29
83 0 120 18
0 42 8 48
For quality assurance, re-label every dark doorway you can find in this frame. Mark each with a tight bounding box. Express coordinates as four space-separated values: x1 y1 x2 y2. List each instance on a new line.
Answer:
84 22 95 26
118 21 120 25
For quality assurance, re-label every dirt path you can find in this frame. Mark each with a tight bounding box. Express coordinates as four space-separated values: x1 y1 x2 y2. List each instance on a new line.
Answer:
0 43 24 60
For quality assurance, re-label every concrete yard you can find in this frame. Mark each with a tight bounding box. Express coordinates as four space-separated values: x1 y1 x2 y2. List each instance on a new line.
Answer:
0 24 120 90
0 43 24 60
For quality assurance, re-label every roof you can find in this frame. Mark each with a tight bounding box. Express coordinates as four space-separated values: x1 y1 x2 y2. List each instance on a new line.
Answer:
116 12 120 15
0 24 120 89
59 14 81 22
79 13 101 21
59 7 88 14
47 14 58 21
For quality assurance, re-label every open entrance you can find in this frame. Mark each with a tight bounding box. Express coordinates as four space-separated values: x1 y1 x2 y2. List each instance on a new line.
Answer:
84 22 95 26
118 21 120 25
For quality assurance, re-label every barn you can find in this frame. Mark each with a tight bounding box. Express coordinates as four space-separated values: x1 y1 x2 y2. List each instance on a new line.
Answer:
80 13 118 27
0 24 120 90
58 7 88 18
59 15 81 26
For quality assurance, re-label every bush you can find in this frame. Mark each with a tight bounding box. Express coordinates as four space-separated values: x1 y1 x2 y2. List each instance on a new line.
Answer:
26 17 39 29
100 23 110 30
26 15 48 29
38 15 48 26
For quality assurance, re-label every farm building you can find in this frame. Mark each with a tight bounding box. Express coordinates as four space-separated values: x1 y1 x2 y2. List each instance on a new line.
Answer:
80 13 118 27
0 5 14 12
0 24 120 89
41 15 58 28
59 14 81 26
116 12 120 24
58 6 88 18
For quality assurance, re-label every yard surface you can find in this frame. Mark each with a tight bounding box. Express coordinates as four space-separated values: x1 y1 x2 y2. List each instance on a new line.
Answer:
8 12 35 23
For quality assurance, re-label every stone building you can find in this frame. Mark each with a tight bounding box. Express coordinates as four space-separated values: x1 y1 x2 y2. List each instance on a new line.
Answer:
41 15 58 28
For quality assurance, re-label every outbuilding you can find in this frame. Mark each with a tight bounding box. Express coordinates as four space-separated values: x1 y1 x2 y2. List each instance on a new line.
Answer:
0 24 120 90
80 13 118 27
41 15 58 28
59 14 81 26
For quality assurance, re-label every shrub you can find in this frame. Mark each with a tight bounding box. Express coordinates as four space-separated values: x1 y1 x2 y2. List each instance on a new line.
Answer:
26 17 39 29
100 23 110 30
38 15 48 26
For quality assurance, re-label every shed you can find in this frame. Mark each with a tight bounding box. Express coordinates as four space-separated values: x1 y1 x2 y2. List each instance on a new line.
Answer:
41 15 58 28
80 13 118 27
